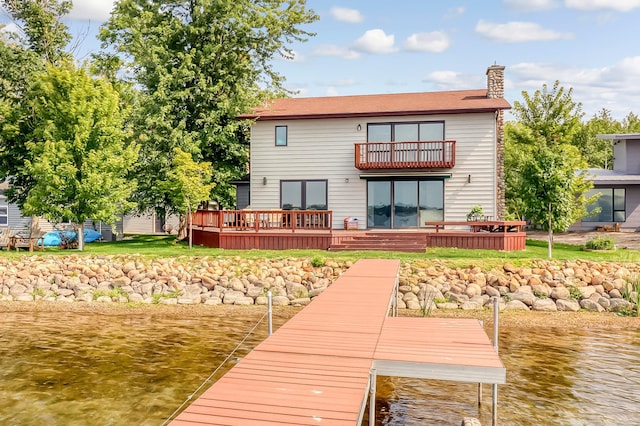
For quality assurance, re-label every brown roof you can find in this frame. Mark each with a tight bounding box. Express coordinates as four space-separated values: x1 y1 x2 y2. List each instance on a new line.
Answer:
242 89 511 121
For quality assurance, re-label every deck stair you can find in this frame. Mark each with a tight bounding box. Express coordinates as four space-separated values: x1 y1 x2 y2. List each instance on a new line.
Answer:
330 231 428 252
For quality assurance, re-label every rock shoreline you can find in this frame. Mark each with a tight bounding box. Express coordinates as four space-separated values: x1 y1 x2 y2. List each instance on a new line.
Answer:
1 255 638 314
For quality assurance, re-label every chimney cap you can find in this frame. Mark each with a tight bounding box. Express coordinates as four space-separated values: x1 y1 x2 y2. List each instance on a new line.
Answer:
486 64 505 74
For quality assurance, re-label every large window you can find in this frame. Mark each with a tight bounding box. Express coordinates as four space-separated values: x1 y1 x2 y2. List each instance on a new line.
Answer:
583 188 626 222
0 195 7 226
367 121 444 142
367 178 444 229
280 180 327 210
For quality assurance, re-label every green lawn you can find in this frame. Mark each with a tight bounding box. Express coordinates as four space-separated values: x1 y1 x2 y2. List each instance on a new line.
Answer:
3 234 637 266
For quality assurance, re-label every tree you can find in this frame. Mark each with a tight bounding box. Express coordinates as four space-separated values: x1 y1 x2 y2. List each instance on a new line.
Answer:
22 64 139 250
161 148 215 248
505 81 594 257
0 0 72 207
573 109 620 169
520 145 594 258
97 0 318 216
0 0 72 64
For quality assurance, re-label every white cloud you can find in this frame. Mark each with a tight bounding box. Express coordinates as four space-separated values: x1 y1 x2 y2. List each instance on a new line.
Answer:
422 70 484 90
404 32 450 53
326 86 340 96
353 29 396 54
312 44 360 60
475 20 573 42
504 0 558 11
329 7 364 23
329 79 357 87
68 0 115 22
509 58 640 119
445 6 466 18
565 0 640 12
282 49 304 62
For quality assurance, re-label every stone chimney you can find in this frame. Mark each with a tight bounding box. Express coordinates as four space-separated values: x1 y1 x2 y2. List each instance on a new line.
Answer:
486 65 505 99
487 65 506 220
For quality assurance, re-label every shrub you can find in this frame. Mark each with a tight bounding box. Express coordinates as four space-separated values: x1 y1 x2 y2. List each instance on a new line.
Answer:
310 256 325 267
584 236 615 251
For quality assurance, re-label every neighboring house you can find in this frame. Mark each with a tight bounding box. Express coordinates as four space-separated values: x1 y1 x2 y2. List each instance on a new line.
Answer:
573 133 640 231
0 180 179 238
241 65 510 230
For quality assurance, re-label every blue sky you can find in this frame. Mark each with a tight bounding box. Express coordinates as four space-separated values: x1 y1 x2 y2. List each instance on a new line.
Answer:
2 0 640 119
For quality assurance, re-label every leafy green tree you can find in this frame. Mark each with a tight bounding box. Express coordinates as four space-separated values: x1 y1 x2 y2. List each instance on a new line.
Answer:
505 81 594 257
0 0 72 206
22 64 138 250
161 148 215 248
573 109 620 169
520 145 594 258
97 0 318 216
0 0 71 64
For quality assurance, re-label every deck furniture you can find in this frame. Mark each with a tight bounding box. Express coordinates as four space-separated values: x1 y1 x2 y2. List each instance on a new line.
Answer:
9 226 46 252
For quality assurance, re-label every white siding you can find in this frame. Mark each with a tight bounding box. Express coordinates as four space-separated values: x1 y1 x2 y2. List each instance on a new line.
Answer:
250 113 497 228
122 212 180 234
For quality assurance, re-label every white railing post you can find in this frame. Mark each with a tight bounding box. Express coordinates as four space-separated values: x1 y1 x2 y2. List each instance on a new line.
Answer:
267 291 273 336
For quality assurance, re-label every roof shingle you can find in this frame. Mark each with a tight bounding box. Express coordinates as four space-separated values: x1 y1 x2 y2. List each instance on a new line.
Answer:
242 89 511 120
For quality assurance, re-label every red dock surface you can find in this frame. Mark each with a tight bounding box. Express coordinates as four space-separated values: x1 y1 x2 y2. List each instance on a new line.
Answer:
171 259 505 425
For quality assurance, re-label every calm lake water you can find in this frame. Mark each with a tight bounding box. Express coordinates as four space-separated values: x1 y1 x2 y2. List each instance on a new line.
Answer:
1 307 639 425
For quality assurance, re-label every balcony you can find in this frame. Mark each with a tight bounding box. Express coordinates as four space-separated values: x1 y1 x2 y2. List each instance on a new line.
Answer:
355 140 456 170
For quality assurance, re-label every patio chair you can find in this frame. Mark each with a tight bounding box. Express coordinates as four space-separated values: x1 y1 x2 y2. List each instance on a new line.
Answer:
12 225 46 251
0 227 15 250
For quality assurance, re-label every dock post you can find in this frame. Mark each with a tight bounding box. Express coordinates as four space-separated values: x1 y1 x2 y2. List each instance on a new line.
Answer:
393 276 398 317
267 291 273 336
369 369 377 425
492 296 499 426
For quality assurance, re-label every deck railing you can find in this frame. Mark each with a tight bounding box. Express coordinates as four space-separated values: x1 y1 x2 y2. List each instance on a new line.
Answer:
355 140 456 169
192 209 333 232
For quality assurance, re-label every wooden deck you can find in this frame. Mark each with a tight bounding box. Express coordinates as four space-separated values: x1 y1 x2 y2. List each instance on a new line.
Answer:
170 259 505 425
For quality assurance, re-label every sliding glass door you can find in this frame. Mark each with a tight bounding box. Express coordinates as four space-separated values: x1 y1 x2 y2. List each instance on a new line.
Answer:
367 179 443 229
367 181 391 228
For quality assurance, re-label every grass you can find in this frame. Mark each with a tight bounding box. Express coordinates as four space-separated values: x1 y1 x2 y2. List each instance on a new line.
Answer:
1 234 639 267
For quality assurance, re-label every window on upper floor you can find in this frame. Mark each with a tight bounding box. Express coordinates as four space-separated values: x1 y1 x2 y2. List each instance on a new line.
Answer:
367 121 444 142
275 125 288 146
583 188 626 222
0 195 7 226
280 180 327 210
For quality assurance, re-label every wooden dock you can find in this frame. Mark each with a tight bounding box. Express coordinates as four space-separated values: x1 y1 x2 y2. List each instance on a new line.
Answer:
170 259 505 425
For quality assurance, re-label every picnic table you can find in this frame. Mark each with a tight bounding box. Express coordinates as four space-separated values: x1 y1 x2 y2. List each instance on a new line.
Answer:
425 220 526 233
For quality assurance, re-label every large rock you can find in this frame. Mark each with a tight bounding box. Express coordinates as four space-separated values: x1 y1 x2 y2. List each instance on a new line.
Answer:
533 298 557 312
504 300 529 311
580 299 604 312
511 287 535 306
556 299 580 312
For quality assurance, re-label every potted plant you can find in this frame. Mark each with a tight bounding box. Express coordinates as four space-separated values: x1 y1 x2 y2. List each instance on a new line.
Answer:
466 205 484 221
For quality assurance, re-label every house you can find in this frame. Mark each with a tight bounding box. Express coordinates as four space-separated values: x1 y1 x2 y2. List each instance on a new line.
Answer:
241 65 510 230
1 180 179 239
574 133 640 231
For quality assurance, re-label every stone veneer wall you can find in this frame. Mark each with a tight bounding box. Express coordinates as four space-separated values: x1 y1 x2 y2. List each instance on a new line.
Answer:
486 65 506 220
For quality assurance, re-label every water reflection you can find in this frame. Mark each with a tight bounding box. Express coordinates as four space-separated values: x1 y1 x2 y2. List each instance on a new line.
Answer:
377 327 640 425
1 310 639 425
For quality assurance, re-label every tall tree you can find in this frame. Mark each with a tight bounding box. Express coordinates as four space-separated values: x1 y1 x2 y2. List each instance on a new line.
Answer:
505 81 594 257
520 145 594 258
22 64 138 250
0 0 72 64
0 0 72 207
573 108 620 169
161 147 215 248
97 0 318 216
